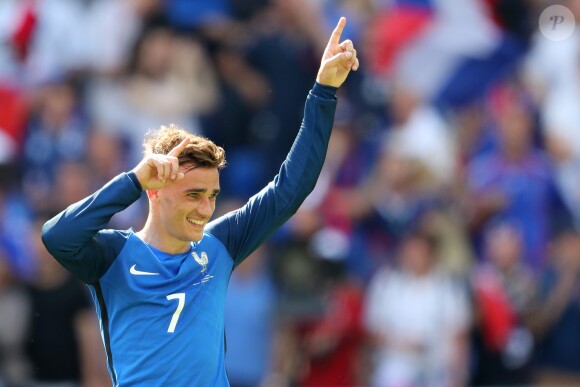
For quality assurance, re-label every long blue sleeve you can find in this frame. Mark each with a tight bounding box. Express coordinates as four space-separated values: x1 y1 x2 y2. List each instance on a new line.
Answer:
206 82 337 267
41 172 143 283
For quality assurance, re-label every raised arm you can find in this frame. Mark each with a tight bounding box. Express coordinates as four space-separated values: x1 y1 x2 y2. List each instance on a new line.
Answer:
41 139 191 283
206 17 359 266
41 172 143 283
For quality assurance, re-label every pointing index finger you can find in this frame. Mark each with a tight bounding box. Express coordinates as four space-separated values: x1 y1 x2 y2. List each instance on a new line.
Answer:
329 17 347 45
168 137 190 157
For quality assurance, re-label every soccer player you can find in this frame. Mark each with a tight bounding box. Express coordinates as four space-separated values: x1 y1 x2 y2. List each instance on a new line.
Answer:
41 17 358 386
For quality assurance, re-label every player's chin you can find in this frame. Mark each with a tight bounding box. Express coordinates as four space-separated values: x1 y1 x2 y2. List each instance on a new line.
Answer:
189 229 205 242
186 220 205 240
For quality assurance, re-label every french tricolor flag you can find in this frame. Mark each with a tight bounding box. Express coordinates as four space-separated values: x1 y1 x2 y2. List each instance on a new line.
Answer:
369 0 526 106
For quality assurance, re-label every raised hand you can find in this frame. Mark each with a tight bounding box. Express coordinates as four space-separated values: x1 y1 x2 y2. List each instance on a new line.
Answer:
132 137 190 190
316 17 359 88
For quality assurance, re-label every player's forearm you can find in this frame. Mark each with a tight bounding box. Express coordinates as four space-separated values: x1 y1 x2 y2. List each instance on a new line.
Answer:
274 82 337 208
41 172 141 261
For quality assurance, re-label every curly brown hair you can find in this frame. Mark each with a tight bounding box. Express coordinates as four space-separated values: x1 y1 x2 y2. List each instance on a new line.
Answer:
143 124 226 170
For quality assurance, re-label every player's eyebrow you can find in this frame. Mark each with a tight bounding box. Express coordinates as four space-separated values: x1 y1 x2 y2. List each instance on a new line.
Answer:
184 188 221 195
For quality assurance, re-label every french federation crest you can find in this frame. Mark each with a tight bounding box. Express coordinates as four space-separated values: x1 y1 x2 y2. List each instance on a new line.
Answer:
192 251 208 273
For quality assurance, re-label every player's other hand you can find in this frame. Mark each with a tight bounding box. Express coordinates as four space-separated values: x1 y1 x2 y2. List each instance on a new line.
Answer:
316 17 359 88
132 137 190 190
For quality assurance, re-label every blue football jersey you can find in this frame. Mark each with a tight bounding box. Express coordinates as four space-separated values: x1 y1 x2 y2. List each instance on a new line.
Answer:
42 83 337 386
88 232 233 385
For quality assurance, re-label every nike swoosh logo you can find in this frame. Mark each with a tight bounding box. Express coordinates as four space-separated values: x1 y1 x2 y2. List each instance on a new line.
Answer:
130 264 159 276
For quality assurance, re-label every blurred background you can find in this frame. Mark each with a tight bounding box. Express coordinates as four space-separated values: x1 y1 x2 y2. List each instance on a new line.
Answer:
1 0 580 386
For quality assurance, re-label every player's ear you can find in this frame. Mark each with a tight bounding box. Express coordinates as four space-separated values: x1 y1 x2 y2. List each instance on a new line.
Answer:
146 190 160 203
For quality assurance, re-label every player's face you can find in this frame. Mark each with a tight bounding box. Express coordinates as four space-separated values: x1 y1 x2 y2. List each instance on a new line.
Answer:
157 165 220 244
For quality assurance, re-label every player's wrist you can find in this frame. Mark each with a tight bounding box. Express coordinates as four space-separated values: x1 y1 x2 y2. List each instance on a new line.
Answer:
312 82 337 99
127 170 144 191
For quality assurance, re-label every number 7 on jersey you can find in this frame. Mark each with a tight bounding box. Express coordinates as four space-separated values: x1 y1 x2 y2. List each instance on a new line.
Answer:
166 293 185 333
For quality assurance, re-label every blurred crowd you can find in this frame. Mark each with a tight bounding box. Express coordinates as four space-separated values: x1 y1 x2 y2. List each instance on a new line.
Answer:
1 0 580 386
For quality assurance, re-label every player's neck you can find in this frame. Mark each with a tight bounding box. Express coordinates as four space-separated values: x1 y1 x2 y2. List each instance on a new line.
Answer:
136 223 190 255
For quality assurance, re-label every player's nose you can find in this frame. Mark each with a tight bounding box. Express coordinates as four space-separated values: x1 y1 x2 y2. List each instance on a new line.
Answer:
197 197 213 218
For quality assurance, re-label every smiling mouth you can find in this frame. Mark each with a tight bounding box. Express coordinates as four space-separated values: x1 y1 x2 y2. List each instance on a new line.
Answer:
187 217 206 226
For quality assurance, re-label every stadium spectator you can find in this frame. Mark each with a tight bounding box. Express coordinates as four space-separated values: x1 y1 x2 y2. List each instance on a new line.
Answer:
347 148 442 280
87 19 219 165
465 82 569 270
23 221 109 386
270 238 366 387
21 76 90 215
296 256 365 387
470 222 536 385
224 245 277 387
364 229 471 387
